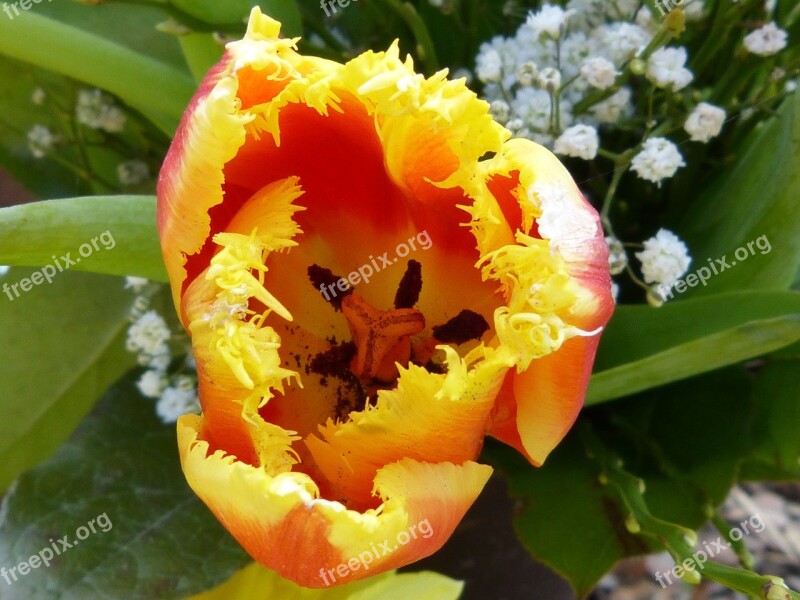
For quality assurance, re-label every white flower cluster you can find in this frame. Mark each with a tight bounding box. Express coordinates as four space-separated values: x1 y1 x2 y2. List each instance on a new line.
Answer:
124 287 200 424
744 22 788 57
630 137 686 185
127 309 171 369
76 89 126 133
117 160 150 186
27 125 56 159
635 228 691 291
474 2 659 156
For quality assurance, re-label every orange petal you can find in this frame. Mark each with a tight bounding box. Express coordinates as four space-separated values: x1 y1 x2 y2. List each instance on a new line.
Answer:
179 414 491 588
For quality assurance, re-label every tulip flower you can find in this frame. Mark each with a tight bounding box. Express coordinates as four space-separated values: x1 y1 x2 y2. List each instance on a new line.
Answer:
157 8 613 588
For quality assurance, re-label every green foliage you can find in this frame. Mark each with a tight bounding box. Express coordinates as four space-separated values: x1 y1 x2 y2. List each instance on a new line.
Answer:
679 92 800 294
0 271 139 492
0 196 166 281
0 371 251 600
488 365 800 597
588 291 800 403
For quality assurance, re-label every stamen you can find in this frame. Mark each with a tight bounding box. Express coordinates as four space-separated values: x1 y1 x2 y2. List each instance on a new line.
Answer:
342 295 425 381
394 259 422 309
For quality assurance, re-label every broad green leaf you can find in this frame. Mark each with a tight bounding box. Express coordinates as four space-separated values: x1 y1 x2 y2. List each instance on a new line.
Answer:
0 371 250 600
588 291 800 404
44 1 187 68
679 91 800 294
189 564 463 600
0 270 138 491
0 196 166 281
487 369 754 597
0 12 195 134
740 360 800 479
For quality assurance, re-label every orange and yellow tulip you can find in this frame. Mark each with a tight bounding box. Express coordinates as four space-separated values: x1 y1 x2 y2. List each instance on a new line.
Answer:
157 8 613 588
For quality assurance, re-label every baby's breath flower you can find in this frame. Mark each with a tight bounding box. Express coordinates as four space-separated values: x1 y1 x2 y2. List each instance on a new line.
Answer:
76 89 127 133
156 376 200 424
505 117 524 133
610 281 620 303
489 99 511 124
538 67 562 92
743 22 788 57
646 47 694 92
580 57 618 90
511 88 553 132
27 125 55 159
525 4 575 40
630 137 685 185
591 87 632 123
137 369 168 399
516 62 539 87
554 124 599 160
126 310 171 361
476 48 503 83
684 102 726 143
635 228 691 290
117 160 150 186
594 22 651 65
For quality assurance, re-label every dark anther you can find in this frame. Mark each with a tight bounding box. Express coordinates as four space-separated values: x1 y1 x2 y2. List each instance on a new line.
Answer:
432 309 490 345
308 264 353 310
394 259 422 309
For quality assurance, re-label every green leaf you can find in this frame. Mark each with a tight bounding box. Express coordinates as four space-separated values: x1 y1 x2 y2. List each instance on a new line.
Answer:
679 91 800 294
741 360 800 479
0 196 166 281
189 564 463 600
0 12 195 135
486 437 644 596
487 368 754 597
0 270 139 491
587 291 800 405
0 370 250 600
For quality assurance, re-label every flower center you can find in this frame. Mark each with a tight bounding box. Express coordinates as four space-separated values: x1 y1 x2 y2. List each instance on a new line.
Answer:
341 294 425 381
305 260 490 422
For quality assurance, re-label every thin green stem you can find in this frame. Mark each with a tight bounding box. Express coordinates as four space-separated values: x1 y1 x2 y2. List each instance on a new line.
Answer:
581 425 800 600
711 512 755 570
